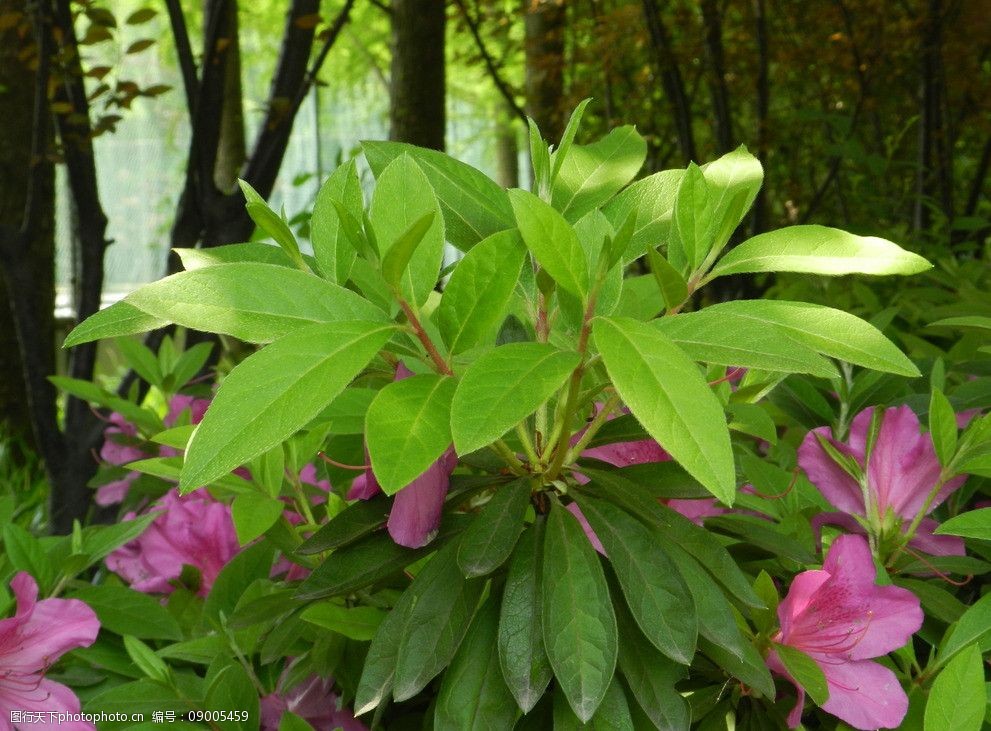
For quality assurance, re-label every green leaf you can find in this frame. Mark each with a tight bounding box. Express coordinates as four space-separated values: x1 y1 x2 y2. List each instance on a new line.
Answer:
709 225 932 279
727 402 778 443
498 520 553 713
435 597 519 731
300 601 386 641
928 316 991 331
362 140 514 251
78 512 158 565
655 306 840 379
231 493 285 544
929 388 958 467
174 242 317 272
296 496 389 554
593 316 736 504
3 524 55 592
528 118 552 198
369 154 445 305
317 387 376 434
205 663 260 731
124 635 171 683
936 589 991 669
774 644 828 706
679 300 920 377
120 263 387 344
238 179 307 271
365 374 455 494
354 600 405 715
551 99 591 179
542 500 618 722
392 541 485 701
572 493 696 664
924 643 985 731
278 714 314 731
602 169 683 260
203 541 275 622
64 301 167 348
645 247 689 312
311 159 362 283
613 588 690 730
86 680 190 728
552 126 647 222
380 210 437 289
451 342 580 455
935 508 991 541
180 321 394 492
457 478 530 577
70 585 182 640
669 162 712 272
436 229 528 355
552 678 633 730
700 145 764 257
509 188 589 298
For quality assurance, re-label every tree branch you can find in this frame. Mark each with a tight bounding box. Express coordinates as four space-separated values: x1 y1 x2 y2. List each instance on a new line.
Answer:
453 0 527 127
164 0 199 119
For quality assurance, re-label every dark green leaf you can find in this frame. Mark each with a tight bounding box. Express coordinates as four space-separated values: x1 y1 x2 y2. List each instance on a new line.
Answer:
70 585 182 641
774 644 828 706
457 479 531 577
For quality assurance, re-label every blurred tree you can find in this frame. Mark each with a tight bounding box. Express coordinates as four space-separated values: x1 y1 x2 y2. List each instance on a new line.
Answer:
390 0 446 149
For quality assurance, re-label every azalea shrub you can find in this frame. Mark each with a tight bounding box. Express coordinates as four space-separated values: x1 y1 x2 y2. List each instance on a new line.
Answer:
10 104 991 730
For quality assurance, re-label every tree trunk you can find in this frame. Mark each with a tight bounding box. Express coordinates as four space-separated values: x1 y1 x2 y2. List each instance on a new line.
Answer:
523 0 566 141
495 111 520 188
0 0 54 455
914 0 951 234
750 0 769 236
389 0 447 150
700 0 733 154
212 0 246 193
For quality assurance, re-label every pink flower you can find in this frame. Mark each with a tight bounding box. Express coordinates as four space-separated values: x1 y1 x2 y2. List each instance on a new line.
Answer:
260 674 366 731
348 448 457 549
96 413 149 506
347 363 457 549
0 573 100 731
799 406 967 556
767 535 922 730
164 394 211 427
106 490 241 596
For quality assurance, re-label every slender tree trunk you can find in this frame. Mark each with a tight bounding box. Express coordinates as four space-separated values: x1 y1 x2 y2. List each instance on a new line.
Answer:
495 111 520 188
700 0 733 154
750 0 770 236
523 0 566 141
389 0 446 150
914 0 951 234
212 0 246 193
641 0 697 164
0 0 53 454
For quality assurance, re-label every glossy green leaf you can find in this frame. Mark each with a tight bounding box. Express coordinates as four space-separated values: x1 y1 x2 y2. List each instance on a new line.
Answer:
509 188 589 298
924 643 984 731
393 541 485 701
552 125 647 222
700 145 764 256
655 308 839 378
362 140 514 251
69 585 182 641
64 300 168 347
935 508 991 541
929 388 958 467
435 598 519 731
124 635 171 684
300 601 386 641
205 663 260 731
645 247 689 312
122 263 387 344
542 501 618 722
238 179 307 271
311 159 363 283
573 493 697 664
175 242 317 272
593 316 736 503
353 598 407 715
669 162 712 271
552 678 633 730
710 225 931 278
231 493 285 545
297 496 389 554
613 588 690 730
936 589 991 670
436 229 527 354
550 98 592 185
451 343 580 455
180 321 395 492
498 520 553 714
928 316 991 331
457 479 531 577
775 644 828 706
370 154 445 305
678 300 920 377
366 374 455 495
602 169 683 260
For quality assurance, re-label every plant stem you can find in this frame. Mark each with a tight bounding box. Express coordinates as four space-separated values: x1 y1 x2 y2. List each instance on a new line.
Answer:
490 439 527 475
398 298 452 376
516 421 541 467
565 393 621 464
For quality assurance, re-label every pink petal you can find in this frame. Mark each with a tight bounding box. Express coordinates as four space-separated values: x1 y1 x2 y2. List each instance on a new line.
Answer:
95 472 139 506
867 406 945 519
776 570 830 641
765 649 807 728
582 439 669 467
818 657 909 730
567 503 606 556
846 583 923 660
666 498 726 525
798 427 865 515
0 677 94 731
387 449 455 549
908 518 966 557
8 597 100 670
